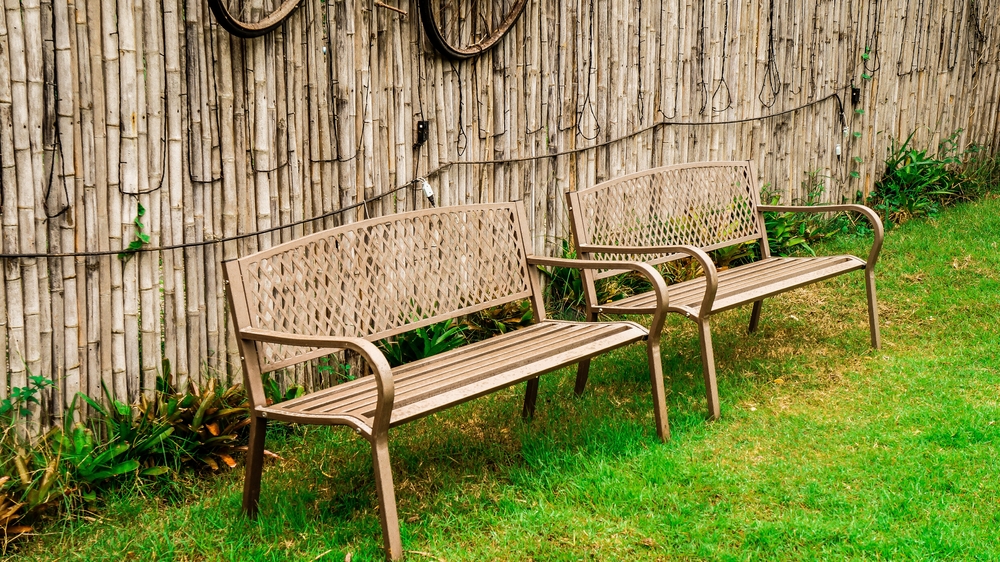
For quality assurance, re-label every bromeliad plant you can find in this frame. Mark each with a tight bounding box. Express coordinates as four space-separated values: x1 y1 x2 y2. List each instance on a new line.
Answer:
137 377 251 471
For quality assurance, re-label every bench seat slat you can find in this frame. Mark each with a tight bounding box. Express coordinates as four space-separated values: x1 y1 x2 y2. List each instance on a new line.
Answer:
599 256 864 316
263 320 647 428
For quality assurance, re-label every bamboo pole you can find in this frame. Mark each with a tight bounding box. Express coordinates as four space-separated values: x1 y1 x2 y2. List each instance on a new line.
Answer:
216 25 240 378
141 0 164 395
5 0 40 409
53 0 79 415
118 0 142 402
164 0 188 389
40 0 59 424
0 0 17 401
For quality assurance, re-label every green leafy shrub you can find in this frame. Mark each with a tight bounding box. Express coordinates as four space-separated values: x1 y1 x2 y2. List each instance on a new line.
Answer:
760 174 848 257
260 372 306 406
0 376 60 541
463 300 534 343
955 143 1000 201
868 130 963 226
378 318 467 367
136 377 250 471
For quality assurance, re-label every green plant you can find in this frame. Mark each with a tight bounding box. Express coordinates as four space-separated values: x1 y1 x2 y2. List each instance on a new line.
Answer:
378 318 467 367
261 372 306 405
137 377 250 471
760 172 848 257
0 376 60 541
117 203 151 262
868 129 963 226
463 300 534 343
537 239 587 314
316 354 355 384
955 143 1000 201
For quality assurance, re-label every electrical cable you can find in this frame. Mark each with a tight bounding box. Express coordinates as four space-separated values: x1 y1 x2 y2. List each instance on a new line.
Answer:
1 91 845 261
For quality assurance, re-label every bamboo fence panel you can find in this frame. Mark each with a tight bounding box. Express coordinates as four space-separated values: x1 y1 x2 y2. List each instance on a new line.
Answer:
1 0 999 421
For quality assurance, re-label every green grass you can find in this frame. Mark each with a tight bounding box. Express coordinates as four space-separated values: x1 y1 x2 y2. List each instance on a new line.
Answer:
14 196 1000 561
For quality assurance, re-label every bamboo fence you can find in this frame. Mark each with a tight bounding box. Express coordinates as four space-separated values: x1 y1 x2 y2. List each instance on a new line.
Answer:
1 0 999 421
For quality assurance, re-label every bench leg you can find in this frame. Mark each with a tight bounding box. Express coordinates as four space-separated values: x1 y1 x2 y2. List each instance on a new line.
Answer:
865 269 882 349
522 377 540 419
242 416 268 518
574 310 597 395
748 300 763 333
371 435 403 561
574 360 591 396
646 337 671 442
696 318 721 421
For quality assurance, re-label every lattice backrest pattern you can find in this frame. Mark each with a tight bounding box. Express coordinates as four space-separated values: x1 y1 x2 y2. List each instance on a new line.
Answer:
236 204 533 371
573 162 762 260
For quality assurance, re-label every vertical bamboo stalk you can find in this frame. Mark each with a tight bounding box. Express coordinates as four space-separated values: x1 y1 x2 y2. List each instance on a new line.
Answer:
215 26 240 377
53 0 80 412
195 0 218 378
163 0 188 388
24 0 51 425
98 0 129 401
0 0 18 400
141 0 165 394
118 0 142 402
252 32 273 243
40 0 60 424
5 0 40 409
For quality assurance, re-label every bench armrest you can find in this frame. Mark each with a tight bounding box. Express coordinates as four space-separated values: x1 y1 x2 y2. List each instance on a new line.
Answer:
571 244 719 315
239 328 395 434
757 204 884 269
526 256 669 334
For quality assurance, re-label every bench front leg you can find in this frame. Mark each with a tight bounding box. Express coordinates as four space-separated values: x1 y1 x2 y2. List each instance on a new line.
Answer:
242 415 268 518
696 317 721 421
371 433 403 560
866 268 881 349
646 331 670 442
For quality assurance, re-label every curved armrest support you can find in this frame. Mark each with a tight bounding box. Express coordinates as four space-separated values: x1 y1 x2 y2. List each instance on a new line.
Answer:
239 328 395 434
757 204 884 269
526 256 669 336
575 244 719 316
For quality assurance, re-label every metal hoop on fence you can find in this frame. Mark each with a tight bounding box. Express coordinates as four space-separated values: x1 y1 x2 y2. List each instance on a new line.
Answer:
418 0 528 60
208 0 303 39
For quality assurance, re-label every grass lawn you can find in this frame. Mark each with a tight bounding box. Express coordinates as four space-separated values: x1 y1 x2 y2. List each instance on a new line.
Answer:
15 196 1000 561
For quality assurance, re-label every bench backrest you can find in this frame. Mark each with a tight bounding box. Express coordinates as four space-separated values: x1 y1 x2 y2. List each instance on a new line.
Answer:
567 161 764 277
225 203 541 375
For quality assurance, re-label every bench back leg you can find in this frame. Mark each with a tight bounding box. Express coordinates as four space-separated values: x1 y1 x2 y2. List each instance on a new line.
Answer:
522 377 540 419
866 270 882 349
371 435 403 560
748 300 764 333
696 319 722 421
573 310 598 396
573 360 591 396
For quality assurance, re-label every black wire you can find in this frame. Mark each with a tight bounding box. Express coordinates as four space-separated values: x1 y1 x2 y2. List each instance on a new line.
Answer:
0 180 412 259
1 92 843 260
451 60 468 156
576 0 601 141
711 0 733 114
43 6 72 219
758 0 780 108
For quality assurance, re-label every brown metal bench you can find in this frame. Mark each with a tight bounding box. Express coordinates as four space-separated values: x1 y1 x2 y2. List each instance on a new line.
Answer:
224 202 669 560
566 161 884 420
